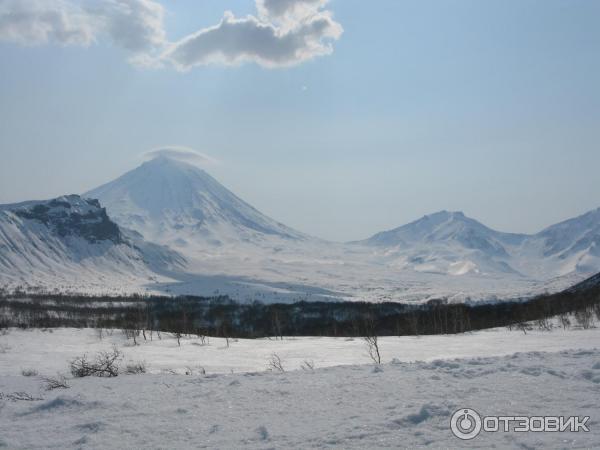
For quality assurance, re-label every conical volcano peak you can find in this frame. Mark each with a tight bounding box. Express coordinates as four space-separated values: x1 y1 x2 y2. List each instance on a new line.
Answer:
85 158 305 247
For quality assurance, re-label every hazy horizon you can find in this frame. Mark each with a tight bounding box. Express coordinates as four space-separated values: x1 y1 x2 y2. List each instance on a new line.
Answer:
1 0 599 241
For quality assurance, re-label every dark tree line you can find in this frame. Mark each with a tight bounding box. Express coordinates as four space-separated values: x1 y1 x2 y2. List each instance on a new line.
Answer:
1 279 599 338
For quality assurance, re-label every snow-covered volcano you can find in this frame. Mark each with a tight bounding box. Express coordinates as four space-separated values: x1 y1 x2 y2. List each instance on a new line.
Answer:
3 155 598 302
86 156 306 252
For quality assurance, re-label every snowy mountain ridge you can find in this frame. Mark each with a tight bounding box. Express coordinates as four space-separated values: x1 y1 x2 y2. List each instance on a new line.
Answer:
1 155 599 302
0 194 182 293
356 207 600 280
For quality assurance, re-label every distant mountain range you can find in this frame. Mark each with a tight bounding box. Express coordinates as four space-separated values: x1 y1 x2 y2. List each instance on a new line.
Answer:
1 155 599 303
355 208 600 280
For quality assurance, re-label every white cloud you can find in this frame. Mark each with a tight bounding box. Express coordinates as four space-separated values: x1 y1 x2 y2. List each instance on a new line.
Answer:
0 0 96 46
164 7 342 70
0 0 343 70
143 146 219 167
89 0 166 52
0 0 165 53
257 0 328 21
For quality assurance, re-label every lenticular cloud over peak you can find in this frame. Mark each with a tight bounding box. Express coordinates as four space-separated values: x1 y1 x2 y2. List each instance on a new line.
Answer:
142 146 219 167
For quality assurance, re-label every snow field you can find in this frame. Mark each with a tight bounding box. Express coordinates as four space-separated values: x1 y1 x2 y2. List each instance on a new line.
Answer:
0 346 599 448
1 326 599 376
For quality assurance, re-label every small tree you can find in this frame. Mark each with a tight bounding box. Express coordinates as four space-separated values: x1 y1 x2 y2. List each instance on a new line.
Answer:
172 332 182 347
536 317 552 331
575 309 593 329
363 316 381 365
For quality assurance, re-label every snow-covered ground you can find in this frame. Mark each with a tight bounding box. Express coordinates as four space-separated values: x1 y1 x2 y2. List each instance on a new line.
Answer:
1 326 600 448
1 326 600 376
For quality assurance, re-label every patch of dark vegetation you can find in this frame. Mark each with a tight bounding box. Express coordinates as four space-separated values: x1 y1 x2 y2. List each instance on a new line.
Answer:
1 273 600 338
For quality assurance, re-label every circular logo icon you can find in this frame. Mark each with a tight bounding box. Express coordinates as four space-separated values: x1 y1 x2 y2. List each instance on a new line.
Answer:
450 408 482 440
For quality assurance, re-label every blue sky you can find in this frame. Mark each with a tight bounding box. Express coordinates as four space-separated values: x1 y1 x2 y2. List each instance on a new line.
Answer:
0 0 599 241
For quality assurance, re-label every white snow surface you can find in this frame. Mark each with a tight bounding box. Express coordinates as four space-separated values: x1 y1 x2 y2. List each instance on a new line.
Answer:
2 156 600 302
1 326 599 448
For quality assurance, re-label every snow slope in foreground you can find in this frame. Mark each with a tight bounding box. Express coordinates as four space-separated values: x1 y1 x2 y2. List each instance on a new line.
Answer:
0 341 599 448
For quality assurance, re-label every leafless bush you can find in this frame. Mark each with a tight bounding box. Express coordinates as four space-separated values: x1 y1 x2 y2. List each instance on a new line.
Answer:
363 316 381 364
559 313 571 330
41 374 70 390
0 392 43 402
267 353 285 372
70 346 122 378
124 361 147 374
183 365 206 376
300 360 315 371
21 368 39 377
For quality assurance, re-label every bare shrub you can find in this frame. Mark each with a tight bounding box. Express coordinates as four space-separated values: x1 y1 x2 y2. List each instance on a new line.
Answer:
70 346 121 378
124 361 147 374
21 368 39 377
300 360 315 371
363 316 381 364
267 353 285 372
0 392 43 402
364 335 381 364
41 374 70 390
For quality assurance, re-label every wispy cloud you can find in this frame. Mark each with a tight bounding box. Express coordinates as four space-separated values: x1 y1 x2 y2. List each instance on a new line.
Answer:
0 0 97 46
0 0 342 70
143 146 220 167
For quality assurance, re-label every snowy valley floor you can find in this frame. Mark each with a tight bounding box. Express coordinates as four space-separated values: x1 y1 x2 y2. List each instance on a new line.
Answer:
1 327 599 448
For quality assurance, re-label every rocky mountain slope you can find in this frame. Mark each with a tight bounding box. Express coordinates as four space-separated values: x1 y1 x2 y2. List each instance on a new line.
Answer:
0 195 183 293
